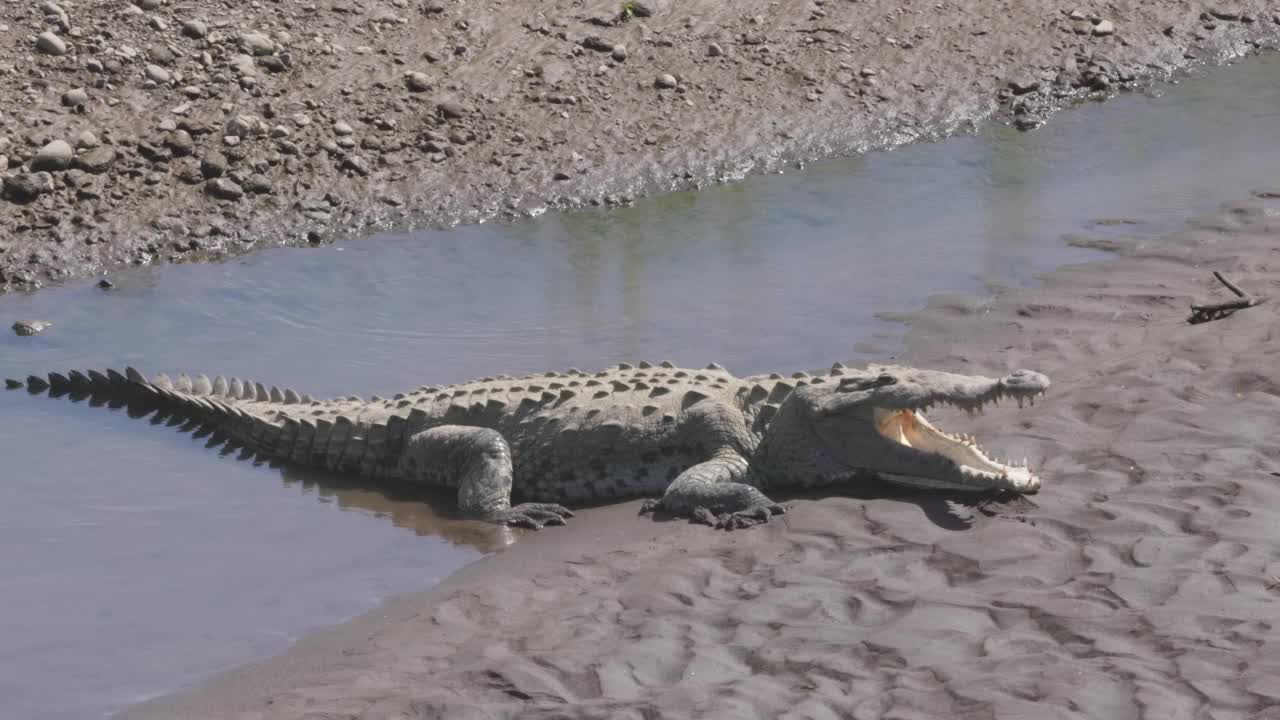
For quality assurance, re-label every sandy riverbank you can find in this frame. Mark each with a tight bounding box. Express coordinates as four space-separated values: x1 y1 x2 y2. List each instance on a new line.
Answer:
3 0 1280 293
118 188 1280 717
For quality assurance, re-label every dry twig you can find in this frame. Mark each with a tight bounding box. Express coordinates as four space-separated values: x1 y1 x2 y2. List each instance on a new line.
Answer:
1188 271 1267 324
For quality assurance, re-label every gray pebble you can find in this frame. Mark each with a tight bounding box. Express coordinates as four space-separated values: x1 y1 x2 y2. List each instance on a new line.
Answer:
31 140 74 172
182 19 208 38
2 173 56 201
437 101 468 119
144 64 171 84
72 146 115 173
36 32 67 56
654 73 677 89
404 71 432 92
241 32 276 56
62 88 89 107
205 178 244 200
12 320 53 337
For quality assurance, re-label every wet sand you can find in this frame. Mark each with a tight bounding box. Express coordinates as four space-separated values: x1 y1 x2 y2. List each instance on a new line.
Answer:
120 192 1280 717
4 0 1280 292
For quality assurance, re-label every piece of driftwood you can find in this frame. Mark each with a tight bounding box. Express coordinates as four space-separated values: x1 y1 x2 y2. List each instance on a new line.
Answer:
1188 271 1267 324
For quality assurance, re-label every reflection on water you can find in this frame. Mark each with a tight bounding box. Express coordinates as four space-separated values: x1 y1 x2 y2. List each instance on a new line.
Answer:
1 54 1280 720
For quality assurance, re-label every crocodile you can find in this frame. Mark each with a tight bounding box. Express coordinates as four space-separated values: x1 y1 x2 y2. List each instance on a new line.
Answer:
8 361 1049 529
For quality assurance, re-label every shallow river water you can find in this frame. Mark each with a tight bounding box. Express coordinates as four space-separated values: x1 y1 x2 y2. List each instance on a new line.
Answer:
3 55 1280 720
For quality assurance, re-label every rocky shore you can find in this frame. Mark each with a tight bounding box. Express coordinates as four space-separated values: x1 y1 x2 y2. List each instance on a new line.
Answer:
3 0 1279 293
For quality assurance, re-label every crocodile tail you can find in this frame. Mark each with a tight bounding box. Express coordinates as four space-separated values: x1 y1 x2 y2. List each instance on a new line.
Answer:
6 366 303 460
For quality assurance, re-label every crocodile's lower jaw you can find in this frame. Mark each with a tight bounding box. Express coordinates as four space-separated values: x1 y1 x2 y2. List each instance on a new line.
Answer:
874 408 1039 492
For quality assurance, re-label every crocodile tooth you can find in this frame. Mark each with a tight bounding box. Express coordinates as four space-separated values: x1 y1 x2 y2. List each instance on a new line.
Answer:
212 376 228 397
255 383 270 401
174 374 192 393
706 363 725 371
638 361 653 369
88 370 110 387
660 361 675 368
125 367 146 384
193 374 214 395
302 394 316 404
152 373 174 391
67 370 91 389
48 372 70 389
284 389 301 404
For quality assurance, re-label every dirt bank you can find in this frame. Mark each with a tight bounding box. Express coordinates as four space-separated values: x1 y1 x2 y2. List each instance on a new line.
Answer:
3 0 1279 293
118 189 1280 717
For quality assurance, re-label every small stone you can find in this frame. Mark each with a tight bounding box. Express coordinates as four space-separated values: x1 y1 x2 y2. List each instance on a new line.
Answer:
135 0 162 9
341 155 371 176
582 36 613 52
74 131 100 149
243 174 273 194
165 130 194 156
611 44 627 61
1093 19 1115 36
224 115 260 138
241 32 275 56
437 101 468 119
144 64 171 84
31 139 74 171
97 279 115 290
205 178 244 200
707 42 724 57
62 88 89 107
404 71 432 92
2 173 55 201
199 153 227 178
1008 77 1041 95
654 73 677 89
333 121 355 136
72 146 116 173
36 32 67 56
12 320 53 337
182 19 208 38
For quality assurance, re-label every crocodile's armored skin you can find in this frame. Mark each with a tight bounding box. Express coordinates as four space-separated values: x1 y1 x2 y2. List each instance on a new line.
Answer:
10 361 1049 529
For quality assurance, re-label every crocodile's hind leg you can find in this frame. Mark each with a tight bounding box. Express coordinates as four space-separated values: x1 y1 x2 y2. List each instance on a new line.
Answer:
400 425 574 529
640 450 786 530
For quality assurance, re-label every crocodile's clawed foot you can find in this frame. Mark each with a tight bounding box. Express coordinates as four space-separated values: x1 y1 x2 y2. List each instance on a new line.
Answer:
493 503 574 530
691 503 787 530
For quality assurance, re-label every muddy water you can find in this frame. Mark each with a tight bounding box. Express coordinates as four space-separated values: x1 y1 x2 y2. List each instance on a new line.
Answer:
2 56 1280 720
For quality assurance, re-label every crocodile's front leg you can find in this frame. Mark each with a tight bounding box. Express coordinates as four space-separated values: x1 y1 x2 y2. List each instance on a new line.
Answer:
400 426 573 529
640 450 786 530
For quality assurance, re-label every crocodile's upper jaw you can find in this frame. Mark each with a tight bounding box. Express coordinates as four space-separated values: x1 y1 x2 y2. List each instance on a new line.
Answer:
873 407 1038 491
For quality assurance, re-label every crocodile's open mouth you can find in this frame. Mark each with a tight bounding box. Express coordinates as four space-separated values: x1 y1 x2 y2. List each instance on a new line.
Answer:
873 407 1037 490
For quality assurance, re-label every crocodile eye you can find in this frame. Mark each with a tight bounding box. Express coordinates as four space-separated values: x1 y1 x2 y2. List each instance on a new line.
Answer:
837 374 898 393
